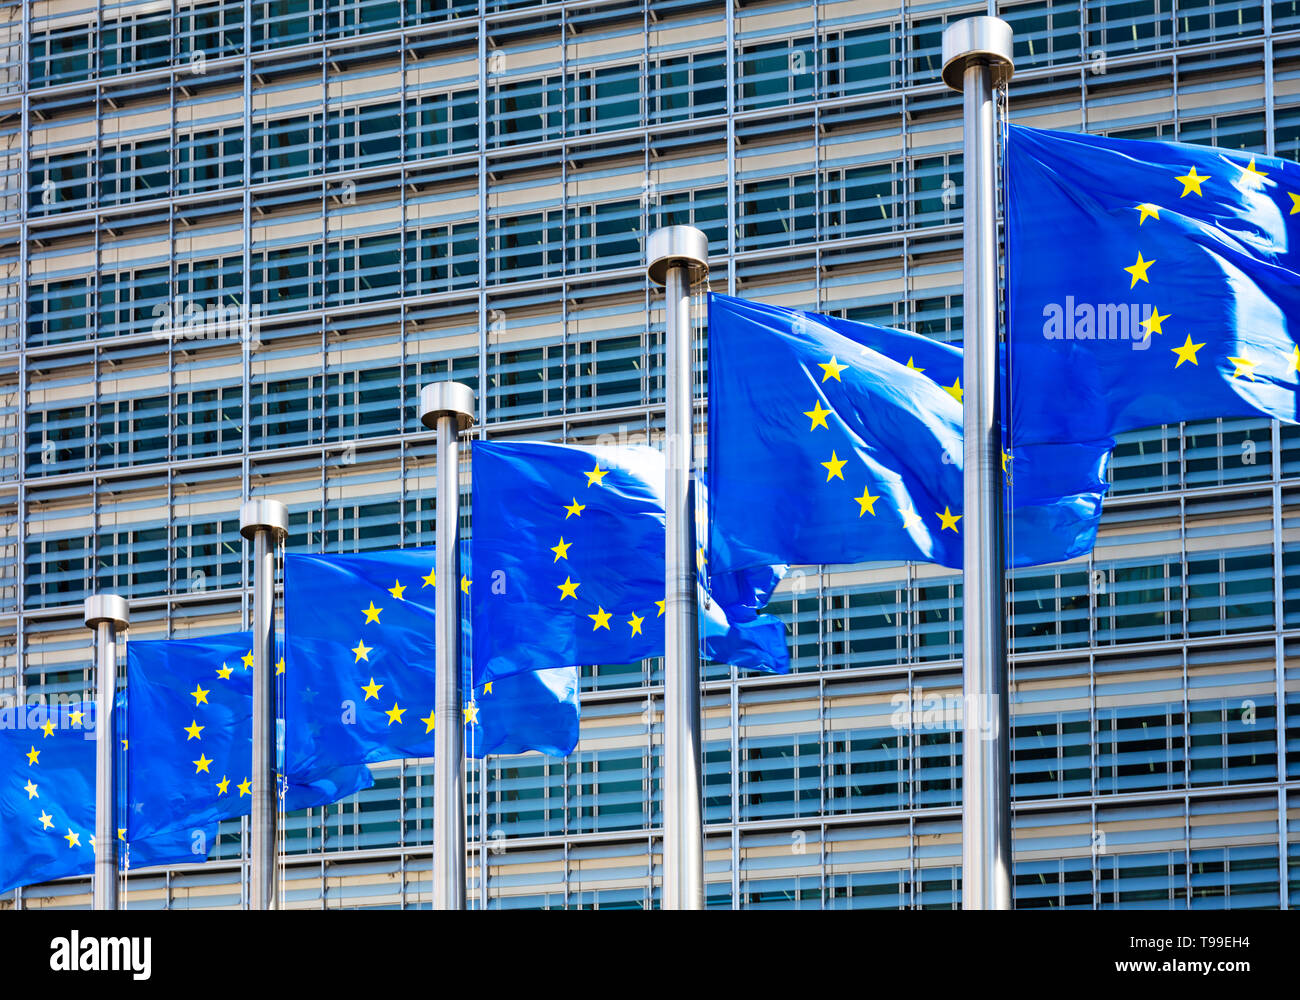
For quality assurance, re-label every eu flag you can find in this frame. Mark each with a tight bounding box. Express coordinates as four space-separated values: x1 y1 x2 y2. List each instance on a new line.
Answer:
0 700 199 894
1006 124 1300 449
707 293 1109 572
471 440 791 684
283 548 580 792
127 632 373 850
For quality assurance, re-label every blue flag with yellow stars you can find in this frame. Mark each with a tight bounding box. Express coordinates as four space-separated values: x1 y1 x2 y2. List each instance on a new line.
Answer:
706 292 1111 572
1006 124 1300 449
283 548 580 792
0 700 199 894
471 440 791 683
126 632 373 848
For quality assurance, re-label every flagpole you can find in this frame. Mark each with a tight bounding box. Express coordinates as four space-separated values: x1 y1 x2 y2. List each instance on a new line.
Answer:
239 498 288 911
647 225 709 910
419 380 475 911
84 594 128 911
941 16 1015 911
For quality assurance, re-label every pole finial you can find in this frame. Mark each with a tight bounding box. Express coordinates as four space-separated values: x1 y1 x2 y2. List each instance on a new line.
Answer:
941 16 1015 92
419 381 475 431
84 594 129 630
239 498 290 542
646 225 709 288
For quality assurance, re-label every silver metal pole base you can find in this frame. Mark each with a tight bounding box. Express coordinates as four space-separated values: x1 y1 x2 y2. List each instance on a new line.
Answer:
941 15 1015 913
419 380 475 911
85 594 129 912
239 498 289 911
647 226 709 910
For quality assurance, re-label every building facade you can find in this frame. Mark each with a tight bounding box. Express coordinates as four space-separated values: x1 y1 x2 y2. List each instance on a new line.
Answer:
0 0 1297 908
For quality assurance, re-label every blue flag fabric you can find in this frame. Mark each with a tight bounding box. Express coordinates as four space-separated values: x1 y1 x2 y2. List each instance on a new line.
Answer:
1006 124 1300 450
0 700 198 894
283 548 579 793
471 440 791 683
707 293 1110 572
126 633 373 847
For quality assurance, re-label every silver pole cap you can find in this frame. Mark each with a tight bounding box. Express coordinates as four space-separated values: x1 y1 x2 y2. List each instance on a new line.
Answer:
419 381 476 431
941 16 1015 92
84 594 129 630
646 225 709 287
239 498 290 542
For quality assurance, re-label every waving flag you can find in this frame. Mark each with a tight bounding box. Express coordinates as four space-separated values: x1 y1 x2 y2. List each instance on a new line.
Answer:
707 293 1109 573
126 633 373 847
1006 124 1300 450
471 440 790 684
0 700 199 894
283 548 579 793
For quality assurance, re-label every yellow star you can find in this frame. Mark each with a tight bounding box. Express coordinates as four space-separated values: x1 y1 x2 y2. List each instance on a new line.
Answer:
1227 355 1257 381
905 357 925 373
421 709 436 733
943 378 963 403
121 739 128 750
1002 449 1012 473
40 720 54 738
484 681 494 695
1124 252 1155 288
362 677 383 700
551 537 572 561
216 663 233 680
388 579 406 600
557 576 580 600
460 575 471 594
184 720 204 741
38 811 54 830
189 683 209 707
1237 157 1268 182
241 651 253 670
68 710 84 727
1172 334 1206 368
1135 203 1160 225
352 639 373 663
1175 165 1209 197
117 829 125 841
1291 345 1300 373
463 702 480 725
26 746 39 766
238 777 252 797
385 702 406 726
564 498 586 518
585 463 609 487
362 601 382 624
818 356 847 382
589 607 612 630
900 506 923 530
628 612 645 636
216 776 230 796
1289 192 1300 216
854 488 880 517
64 829 80 849
1138 309 1170 338
936 507 962 532
275 656 285 675
23 779 38 799
421 567 436 587
193 754 212 774
696 546 707 570
803 400 831 430
656 600 666 617
821 451 847 481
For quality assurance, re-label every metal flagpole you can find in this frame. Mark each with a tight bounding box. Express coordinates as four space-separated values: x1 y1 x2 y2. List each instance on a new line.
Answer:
84 594 129 911
239 498 288 911
646 226 709 910
941 16 1016 911
419 380 475 910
